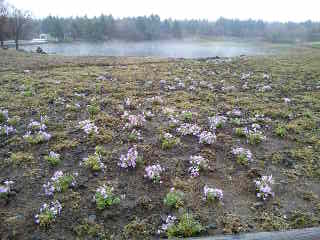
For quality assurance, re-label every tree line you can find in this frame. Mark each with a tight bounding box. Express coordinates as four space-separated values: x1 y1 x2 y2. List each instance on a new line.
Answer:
1 0 320 50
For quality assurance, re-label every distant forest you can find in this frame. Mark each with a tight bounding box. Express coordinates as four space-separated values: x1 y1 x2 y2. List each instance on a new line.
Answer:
4 14 320 43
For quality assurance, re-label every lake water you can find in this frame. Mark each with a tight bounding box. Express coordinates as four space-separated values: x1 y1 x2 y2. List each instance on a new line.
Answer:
22 40 270 58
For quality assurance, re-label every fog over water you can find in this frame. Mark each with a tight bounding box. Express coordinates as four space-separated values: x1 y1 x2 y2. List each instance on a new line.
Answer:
22 40 270 58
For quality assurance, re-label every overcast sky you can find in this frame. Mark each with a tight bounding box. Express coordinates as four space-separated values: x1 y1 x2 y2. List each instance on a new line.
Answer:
6 0 320 22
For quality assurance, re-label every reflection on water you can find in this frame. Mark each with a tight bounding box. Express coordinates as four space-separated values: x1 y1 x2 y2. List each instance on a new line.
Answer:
22 40 269 58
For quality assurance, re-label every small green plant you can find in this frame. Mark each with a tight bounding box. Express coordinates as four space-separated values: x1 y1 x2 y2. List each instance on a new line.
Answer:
74 220 106 238
167 213 203 238
88 104 100 116
235 128 246 137
128 129 142 142
45 151 61 166
81 152 105 171
35 200 62 228
54 175 75 193
275 125 287 137
164 188 184 209
95 184 120 210
123 218 151 239
248 133 265 145
230 118 241 126
9 152 34 165
182 111 193 122
0 109 8 123
160 133 180 150
236 154 249 165
7 116 20 126
23 131 51 144
23 90 34 97
95 145 106 156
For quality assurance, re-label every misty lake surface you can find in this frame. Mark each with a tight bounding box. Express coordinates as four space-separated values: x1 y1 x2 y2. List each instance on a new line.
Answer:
22 40 271 58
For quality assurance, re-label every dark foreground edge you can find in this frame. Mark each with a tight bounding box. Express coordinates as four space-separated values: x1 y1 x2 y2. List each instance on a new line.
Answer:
188 227 320 240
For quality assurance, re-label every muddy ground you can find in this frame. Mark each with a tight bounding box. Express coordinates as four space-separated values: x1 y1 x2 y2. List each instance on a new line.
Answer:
0 48 320 239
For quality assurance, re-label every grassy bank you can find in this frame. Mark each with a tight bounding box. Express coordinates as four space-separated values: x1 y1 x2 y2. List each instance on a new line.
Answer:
0 48 320 239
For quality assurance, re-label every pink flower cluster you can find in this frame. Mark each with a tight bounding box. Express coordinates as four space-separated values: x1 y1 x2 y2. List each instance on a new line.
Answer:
231 147 253 162
199 131 216 145
79 120 99 134
118 146 138 168
189 155 208 178
254 175 274 201
122 111 146 129
203 185 223 201
144 164 164 183
35 200 62 224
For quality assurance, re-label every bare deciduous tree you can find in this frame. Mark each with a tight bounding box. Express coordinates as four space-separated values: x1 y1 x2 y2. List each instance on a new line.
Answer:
0 0 8 47
10 6 31 50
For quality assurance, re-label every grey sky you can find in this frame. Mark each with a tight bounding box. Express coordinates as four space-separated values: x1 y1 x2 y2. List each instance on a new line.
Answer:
7 0 320 22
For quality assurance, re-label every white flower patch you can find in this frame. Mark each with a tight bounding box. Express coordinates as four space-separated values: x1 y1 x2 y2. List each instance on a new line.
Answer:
177 81 185 89
49 151 60 159
168 115 180 125
254 175 274 201
189 155 208 178
79 120 98 134
203 185 223 201
283 98 291 103
231 147 253 162
208 116 227 130
0 125 16 136
0 180 14 195
163 107 175 115
242 82 249 90
38 131 52 141
164 132 174 140
149 96 164 105
0 110 16 136
143 111 154 119
157 215 177 234
24 117 52 143
199 131 216 145
227 109 242 117
259 85 272 92
240 72 252 81
28 120 47 131
177 123 201 136
124 97 132 108
189 85 197 91
263 73 270 80
222 85 236 92
43 171 76 196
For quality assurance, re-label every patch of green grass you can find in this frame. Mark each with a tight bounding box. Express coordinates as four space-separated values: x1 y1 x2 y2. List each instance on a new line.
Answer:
160 134 180 150
289 211 319 229
248 132 265 145
167 213 203 238
275 124 288 137
9 152 34 165
234 128 246 137
95 185 120 210
164 189 184 209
